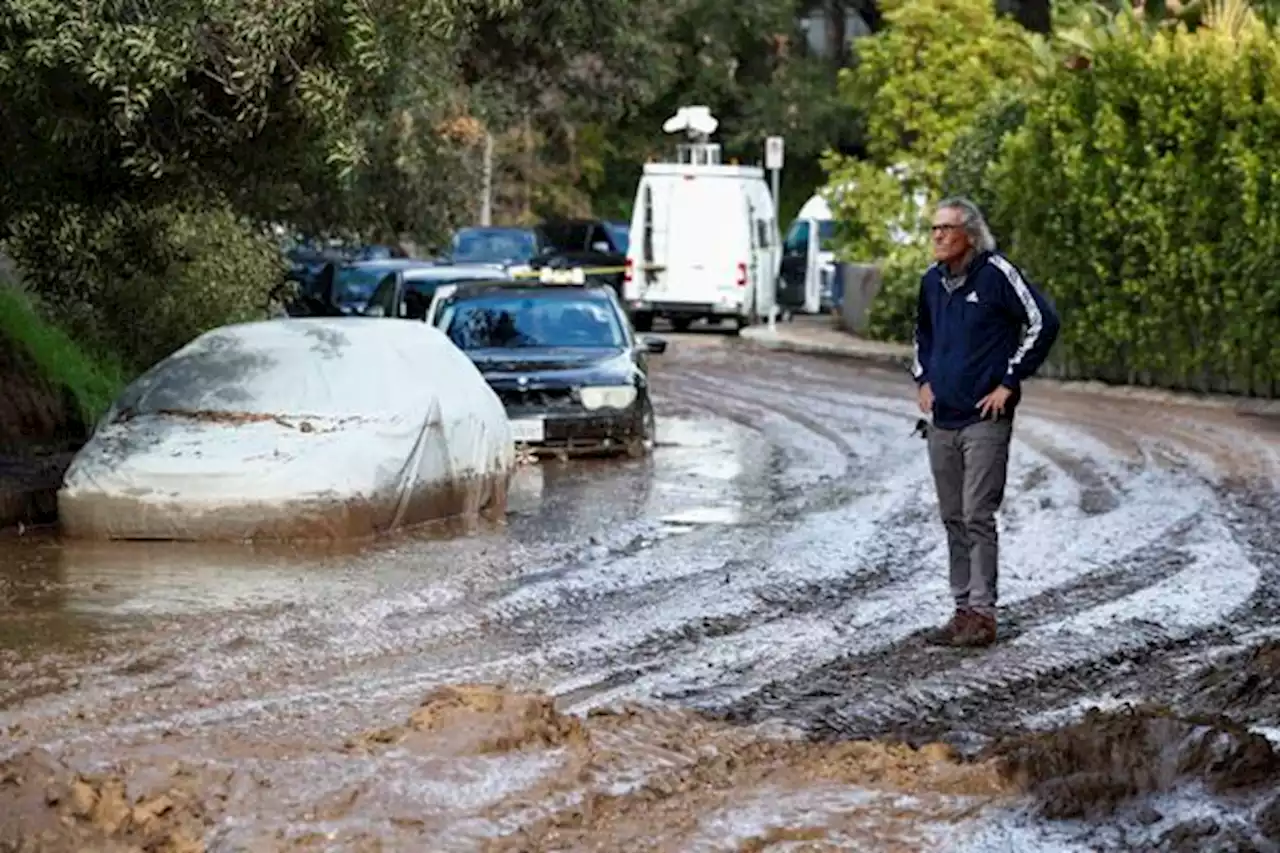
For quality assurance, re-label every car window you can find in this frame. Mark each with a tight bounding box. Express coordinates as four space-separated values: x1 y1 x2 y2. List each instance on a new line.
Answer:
783 220 811 255
365 273 400 316
604 223 630 254
335 267 390 308
539 223 591 252
450 229 538 264
443 295 625 350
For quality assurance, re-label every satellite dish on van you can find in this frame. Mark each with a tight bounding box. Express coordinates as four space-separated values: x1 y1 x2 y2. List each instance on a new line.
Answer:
663 106 718 140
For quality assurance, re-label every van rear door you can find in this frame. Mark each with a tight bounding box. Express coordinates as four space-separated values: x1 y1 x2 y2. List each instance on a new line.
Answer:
651 177 746 308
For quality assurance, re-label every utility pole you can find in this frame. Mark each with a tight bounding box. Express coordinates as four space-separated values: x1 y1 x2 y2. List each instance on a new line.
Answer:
480 131 494 226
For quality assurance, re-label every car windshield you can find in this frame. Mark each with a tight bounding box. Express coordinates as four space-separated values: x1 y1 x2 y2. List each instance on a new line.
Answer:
604 222 630 253
335 267 391 306
443 294 624 350
451 229 538 265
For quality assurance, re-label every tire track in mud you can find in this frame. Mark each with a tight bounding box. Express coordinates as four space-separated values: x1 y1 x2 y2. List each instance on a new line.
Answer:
667 348 1278 744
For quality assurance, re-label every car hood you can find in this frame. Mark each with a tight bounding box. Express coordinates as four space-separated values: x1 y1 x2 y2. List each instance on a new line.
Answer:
466 348 632 383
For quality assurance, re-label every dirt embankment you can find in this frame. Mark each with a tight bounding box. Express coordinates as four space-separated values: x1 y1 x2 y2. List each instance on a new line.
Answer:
0 330 85 532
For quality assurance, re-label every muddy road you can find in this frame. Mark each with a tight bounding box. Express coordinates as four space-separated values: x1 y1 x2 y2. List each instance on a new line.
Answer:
3 333 1280 852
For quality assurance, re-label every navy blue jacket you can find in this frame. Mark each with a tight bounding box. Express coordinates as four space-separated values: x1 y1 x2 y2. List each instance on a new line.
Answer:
913 251 1060 431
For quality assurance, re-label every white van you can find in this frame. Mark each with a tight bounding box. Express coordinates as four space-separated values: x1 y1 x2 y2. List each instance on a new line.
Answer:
778 192 839 316
622 109 780 334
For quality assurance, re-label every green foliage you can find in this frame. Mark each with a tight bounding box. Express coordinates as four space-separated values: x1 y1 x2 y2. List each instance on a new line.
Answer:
0 0 518 247
0 283 125 425
7 200 284 371
864 245 933 344
822 0 1035 263
838 0 1034 179
939 94 1028 245
991 4 1280 393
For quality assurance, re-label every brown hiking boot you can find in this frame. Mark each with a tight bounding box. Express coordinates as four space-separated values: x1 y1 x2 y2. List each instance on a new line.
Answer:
953 612 997 647
924 608 973 646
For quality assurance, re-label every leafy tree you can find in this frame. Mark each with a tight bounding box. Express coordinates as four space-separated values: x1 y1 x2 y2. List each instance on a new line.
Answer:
0 0 515 366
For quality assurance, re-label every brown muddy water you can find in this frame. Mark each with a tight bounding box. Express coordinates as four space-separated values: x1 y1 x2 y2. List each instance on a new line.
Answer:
3 333 1280 852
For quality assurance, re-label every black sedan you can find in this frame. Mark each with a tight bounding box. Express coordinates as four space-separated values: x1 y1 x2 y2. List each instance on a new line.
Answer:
432 281 667 457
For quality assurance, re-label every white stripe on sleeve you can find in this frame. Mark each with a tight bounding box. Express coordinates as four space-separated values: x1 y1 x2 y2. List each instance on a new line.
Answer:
989 254 1043 376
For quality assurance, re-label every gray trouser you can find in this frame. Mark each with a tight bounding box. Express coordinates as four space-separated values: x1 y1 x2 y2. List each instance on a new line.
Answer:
926 417 1013 615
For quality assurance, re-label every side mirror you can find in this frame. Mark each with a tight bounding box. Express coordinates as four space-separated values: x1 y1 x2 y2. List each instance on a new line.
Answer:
641 335 667 355
591 241 611 253
363 304 386 318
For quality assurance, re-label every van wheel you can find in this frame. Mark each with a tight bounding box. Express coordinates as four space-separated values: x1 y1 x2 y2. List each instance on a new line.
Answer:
633 312 653 332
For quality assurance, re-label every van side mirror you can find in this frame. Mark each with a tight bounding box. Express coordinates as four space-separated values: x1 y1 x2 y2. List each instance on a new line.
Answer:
591 241 611 253
642 335 667 355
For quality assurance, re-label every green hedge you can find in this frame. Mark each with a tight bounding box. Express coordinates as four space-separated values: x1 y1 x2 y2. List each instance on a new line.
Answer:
989 15 1280 396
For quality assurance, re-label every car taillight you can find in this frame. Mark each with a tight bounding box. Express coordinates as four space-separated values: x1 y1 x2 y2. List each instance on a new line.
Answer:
736 262 747 287
624 257 633 283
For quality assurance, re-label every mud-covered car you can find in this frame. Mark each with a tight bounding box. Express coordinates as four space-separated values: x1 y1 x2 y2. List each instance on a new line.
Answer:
431 280 667 457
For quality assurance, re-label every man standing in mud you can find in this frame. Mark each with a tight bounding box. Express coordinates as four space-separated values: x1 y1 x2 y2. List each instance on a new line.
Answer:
913 198 1060 648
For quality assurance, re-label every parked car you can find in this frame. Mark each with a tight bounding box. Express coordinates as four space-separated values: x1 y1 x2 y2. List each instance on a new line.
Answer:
428 279 667 457
58 318 516 541
536 219 629 298
447 227 544 272
361 265 515 320
296 258 439 316
445 222 630 297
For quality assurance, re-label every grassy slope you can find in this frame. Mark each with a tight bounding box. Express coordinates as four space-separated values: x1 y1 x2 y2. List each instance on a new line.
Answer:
0 284 126 426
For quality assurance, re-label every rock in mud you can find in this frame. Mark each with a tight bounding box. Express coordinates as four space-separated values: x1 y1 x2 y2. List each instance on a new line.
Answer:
346 684 588 756
989 706 1280 820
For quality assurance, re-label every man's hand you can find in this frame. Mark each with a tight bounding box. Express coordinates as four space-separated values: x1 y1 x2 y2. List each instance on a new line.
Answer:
978 385 1013 419
917 382 934 415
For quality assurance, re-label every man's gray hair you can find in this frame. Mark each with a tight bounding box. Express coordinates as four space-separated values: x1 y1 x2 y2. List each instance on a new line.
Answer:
936 196 997 253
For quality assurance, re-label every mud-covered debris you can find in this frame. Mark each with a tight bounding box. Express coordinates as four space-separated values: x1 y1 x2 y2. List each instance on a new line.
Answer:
346 684 588 755
0 752 208 853
1188 641 1280 722
989 705 1280 819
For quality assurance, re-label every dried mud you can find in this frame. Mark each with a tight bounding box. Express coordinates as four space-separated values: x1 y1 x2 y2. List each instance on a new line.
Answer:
57 468 511 543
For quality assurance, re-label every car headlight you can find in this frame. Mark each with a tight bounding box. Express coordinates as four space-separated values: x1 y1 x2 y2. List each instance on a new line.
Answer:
578 385 637 410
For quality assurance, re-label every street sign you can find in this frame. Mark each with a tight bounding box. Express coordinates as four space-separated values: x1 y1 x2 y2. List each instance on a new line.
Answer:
765 136 785 171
